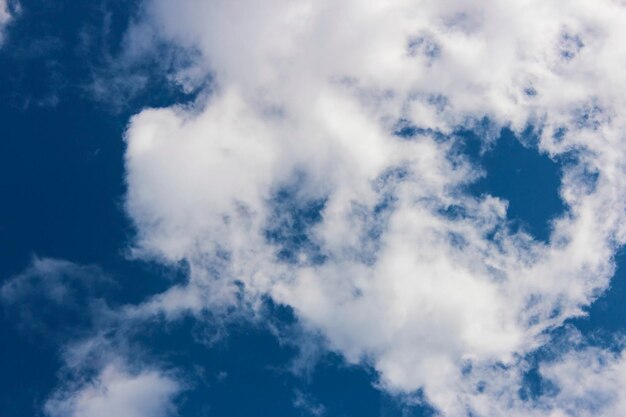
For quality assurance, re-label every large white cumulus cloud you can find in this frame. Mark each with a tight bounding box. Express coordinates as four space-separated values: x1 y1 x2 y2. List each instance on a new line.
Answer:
122 0 626 415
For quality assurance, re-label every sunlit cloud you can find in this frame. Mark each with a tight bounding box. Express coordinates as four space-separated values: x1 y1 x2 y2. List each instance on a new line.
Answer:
113 0 626 415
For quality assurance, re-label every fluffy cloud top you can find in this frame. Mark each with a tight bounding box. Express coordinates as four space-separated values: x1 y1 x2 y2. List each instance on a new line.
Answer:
119 0 626 415
45 362 181 417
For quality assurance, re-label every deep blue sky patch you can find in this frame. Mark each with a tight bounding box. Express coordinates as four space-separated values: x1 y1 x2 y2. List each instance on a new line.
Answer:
468 128 565 242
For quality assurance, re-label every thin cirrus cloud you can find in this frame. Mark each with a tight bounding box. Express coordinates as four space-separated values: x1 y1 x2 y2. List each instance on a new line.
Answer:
0 257 113 336
116 0 626 415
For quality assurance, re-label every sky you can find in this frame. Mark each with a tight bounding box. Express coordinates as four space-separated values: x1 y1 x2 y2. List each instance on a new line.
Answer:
1 1 626 417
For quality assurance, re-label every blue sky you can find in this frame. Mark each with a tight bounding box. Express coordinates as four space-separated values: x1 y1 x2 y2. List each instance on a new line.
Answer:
1 1 626 417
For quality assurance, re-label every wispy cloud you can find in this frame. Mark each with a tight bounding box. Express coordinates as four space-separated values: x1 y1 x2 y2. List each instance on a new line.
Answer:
2 257 185 417
293 389 326 417
1 256 113 337
0 0 15 46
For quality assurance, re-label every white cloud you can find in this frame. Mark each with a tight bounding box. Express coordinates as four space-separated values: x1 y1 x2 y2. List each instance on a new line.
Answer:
0 0 15 46
119 0 626 415
45 361 182 417
446 337 626 417
539 345 626 417
1 261 184 417
0 0 9 22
